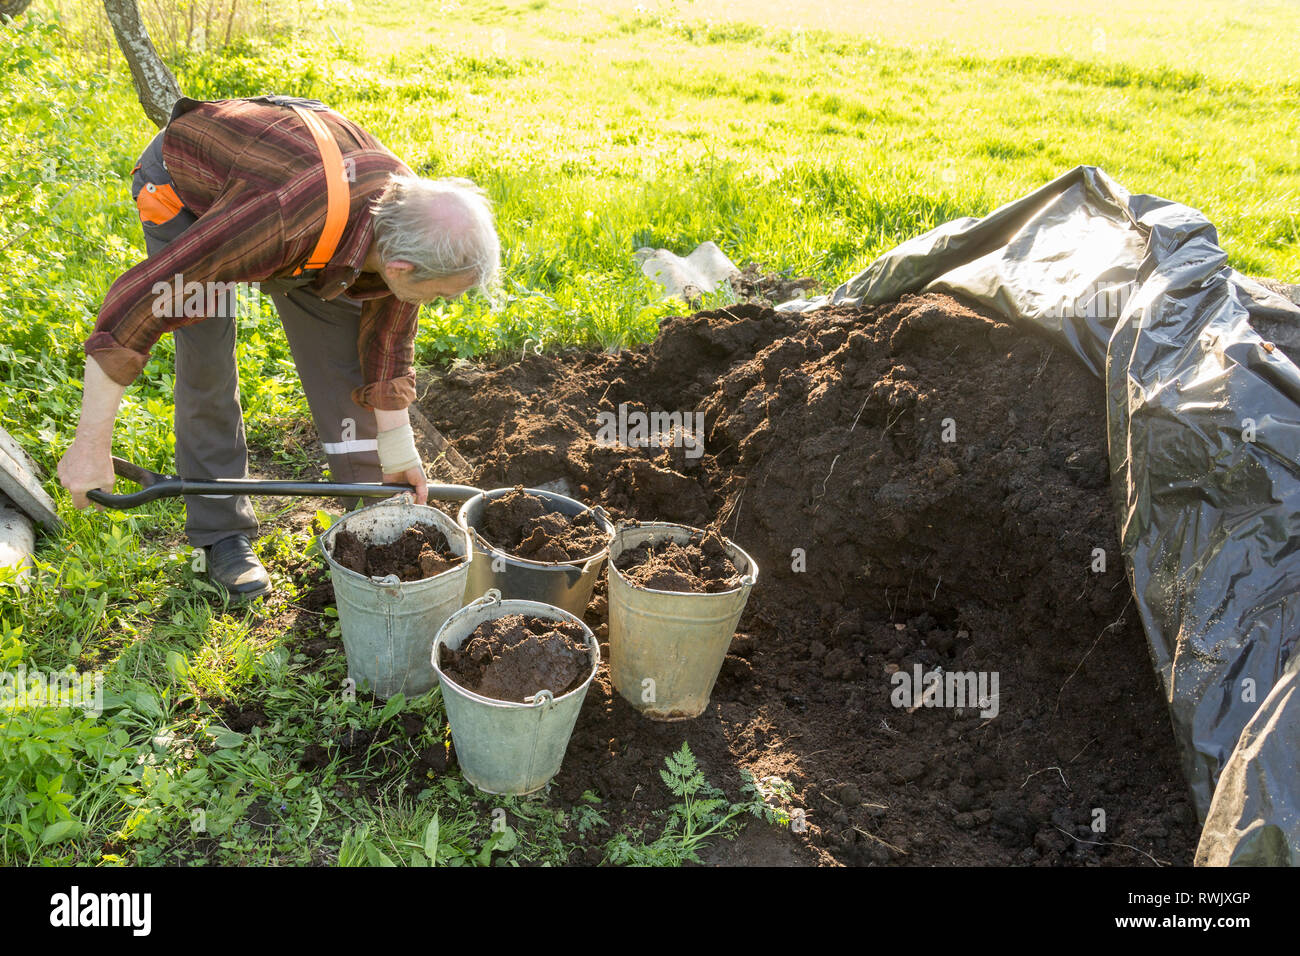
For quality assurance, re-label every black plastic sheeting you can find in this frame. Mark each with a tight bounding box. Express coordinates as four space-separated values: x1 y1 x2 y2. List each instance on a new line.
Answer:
778 166 1300 865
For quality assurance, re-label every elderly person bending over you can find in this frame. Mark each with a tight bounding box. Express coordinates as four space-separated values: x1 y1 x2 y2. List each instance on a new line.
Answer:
58 95 499 600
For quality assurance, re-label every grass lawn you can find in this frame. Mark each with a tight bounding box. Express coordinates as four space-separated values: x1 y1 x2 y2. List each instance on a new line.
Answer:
0 0 1295 865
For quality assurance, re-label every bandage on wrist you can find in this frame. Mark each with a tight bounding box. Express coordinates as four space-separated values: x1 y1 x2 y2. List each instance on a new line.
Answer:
376 423 421 475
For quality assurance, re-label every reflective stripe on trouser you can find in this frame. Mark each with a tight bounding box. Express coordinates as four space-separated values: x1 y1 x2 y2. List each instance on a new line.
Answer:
134 131 381 543
266 283 381 514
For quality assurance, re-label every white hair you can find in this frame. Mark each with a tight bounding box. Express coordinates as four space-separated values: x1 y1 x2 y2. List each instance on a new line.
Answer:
370 175 500 290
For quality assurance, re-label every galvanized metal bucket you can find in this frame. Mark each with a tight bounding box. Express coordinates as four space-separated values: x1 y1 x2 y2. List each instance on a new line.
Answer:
607 522 758 721
319 497 472 700
432 590 600 795
457 487 614 616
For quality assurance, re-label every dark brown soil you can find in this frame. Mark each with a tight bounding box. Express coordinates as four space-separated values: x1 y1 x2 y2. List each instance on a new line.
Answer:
418 293 1198 867
331 523 460 582
614 528 742 593
221 703 269 733
733 263 820 307
475 487 609 562
440 613 593 703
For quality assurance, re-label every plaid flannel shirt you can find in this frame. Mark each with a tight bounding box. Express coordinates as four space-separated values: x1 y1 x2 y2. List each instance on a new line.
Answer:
84 98 419 410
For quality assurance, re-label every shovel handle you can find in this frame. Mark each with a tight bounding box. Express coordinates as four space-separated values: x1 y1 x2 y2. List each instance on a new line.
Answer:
86 478 482 510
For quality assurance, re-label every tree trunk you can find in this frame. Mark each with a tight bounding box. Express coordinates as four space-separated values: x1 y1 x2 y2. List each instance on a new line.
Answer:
0 1 33 18
102 0 182 128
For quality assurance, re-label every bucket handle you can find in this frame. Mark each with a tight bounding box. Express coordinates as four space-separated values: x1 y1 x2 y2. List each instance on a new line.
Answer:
525 689 555 710
369 573 403 597
469 588 502 609
467 526 494 553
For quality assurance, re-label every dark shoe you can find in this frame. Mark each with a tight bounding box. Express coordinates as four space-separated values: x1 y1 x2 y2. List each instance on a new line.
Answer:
206 534 271 600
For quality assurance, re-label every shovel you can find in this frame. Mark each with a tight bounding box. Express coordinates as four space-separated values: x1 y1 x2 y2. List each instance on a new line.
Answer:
86 457 482 509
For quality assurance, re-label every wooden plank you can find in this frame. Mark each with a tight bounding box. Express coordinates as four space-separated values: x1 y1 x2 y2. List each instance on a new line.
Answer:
0 425 43 478
0 426 59 530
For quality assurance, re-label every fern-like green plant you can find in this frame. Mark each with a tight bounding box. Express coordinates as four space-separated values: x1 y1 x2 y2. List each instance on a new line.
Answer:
604 742 788 866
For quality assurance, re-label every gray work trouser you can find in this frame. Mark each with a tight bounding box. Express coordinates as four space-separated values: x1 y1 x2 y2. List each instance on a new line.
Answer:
133 131 381 546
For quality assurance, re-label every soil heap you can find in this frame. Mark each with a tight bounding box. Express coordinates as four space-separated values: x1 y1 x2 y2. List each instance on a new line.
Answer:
417 293 1195 866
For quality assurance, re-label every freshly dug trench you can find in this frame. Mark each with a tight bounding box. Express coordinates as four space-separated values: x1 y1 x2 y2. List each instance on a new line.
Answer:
476 487 608 561
332 523 460 582
614 529 742 593
439 613 592 703
418 293 1199 867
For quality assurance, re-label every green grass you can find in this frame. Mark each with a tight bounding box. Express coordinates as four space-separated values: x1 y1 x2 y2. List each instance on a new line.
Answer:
0 0 1296 865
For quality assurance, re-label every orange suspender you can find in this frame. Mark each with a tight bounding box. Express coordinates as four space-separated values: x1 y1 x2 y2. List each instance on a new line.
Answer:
136 181 186 226
289 105 349 276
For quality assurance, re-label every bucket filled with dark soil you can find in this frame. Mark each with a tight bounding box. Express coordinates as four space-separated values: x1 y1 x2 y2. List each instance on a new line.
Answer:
433 589 599 794
607 522 758 720
320 499 471 699
458 486 615 616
